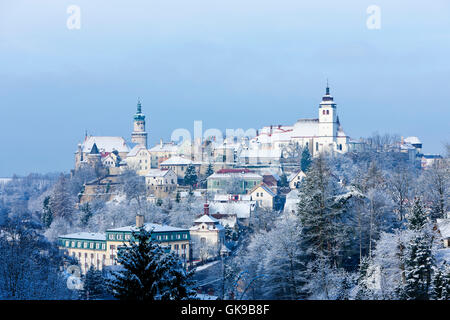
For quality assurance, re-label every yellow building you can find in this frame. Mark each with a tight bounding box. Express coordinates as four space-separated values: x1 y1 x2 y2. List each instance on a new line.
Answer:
249 183 277 209
59 216 191 273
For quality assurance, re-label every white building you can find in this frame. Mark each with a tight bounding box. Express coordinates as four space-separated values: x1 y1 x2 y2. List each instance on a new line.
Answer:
237 85 351 165
190 203 226 261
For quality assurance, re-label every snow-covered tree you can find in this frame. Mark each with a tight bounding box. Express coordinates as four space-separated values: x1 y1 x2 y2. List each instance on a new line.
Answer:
300 147 312 172
79 266 106 300
184 164 198 188
107 227 196 300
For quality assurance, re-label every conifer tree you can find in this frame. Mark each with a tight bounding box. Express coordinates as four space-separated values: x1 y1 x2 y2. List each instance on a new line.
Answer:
300 147 312 172
79 266 105 300
184 164 198 188
431 265 450 300
41 196 53 228
107 227 196 300
402 198 433 300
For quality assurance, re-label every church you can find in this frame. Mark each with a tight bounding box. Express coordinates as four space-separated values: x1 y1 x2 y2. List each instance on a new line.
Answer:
238 85 353 166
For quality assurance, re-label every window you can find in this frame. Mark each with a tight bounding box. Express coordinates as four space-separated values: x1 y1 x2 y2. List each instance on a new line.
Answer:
116 234 123 240
65 241 69 246
71 241 75 247
109 234 114 240
83 242 87 249
316 142 319 151
90 242 94 249
125 234 131 240
322 110 326 115
102 244 106 250
326 110 330 115
77 242 82 248
96 243 100 249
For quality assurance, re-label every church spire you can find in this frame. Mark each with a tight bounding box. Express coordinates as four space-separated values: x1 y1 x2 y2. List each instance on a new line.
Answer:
326 79 330 95
137 98 142 114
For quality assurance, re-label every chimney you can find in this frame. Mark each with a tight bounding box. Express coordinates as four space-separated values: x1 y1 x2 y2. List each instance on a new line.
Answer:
401 136 404 145
136 214 144 228
203 203 210 216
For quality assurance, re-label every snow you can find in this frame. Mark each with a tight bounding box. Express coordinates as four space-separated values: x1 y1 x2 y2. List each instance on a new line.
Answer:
145 169 172 178
208 172 263 180
194 260 220 272
59 232 106 241
107 222 188 233
209 201 256 219
81 136 130 153
160 156 195 166
404 136 421 145
436 219 450 239
126 144 147 157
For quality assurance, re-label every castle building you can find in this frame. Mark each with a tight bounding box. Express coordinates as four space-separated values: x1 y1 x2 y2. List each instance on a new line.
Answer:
131 99 148 148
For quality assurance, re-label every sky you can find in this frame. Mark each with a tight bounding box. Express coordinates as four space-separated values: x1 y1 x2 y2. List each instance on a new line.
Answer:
0 0 449 177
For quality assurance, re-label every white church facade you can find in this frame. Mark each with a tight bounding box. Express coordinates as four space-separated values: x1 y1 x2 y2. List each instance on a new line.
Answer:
238 85 352 166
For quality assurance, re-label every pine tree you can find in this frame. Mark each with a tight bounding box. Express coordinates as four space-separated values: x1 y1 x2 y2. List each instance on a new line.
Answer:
79 266 105 300
41 196 53 228
402 198 433 300
175 191 181 203
296 155 347 297
79 202 93 226
107 227 196 300
184 165 198 188
408 198 427 231
431 265 450 300
300 147 312 172
297 155 346 264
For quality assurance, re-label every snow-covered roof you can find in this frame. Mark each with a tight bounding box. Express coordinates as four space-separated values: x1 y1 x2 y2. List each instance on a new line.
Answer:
59 232 106 241
208 172 263 180
145 169 173 178
249 184 277 197
107 222 188 233
191 214 225 231
127 144 148 157
404 136 421 145
81 136 130 154
160 156 195 166
400 143 416 150
437 219 450 239
209 201 256 219
194 214 220 224
148 142 178 153
288 170 305 182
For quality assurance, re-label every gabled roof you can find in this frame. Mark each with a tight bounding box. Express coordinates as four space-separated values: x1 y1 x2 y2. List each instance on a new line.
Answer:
194 214 220 224
127 144 148 157
145 168 174 178
249 183 276 197
288 170 306 182
81 136 130 153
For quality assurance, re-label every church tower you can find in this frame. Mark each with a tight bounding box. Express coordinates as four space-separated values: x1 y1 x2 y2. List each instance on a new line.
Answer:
131 99 148 148
318 84 338 142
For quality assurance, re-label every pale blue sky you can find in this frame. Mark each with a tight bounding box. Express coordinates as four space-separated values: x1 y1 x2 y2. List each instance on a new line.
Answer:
0 0 449 176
